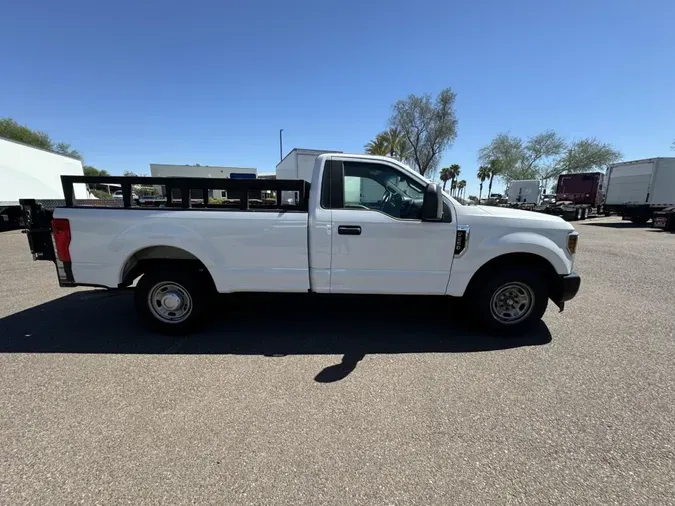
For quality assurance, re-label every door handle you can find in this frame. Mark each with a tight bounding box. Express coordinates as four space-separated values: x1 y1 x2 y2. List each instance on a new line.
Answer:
338 225 362 236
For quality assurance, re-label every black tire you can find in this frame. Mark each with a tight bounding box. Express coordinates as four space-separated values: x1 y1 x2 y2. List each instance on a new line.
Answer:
580 208 587 220
134 265 214 335
468 266 549 335
573 208 581 221
604 211 612 217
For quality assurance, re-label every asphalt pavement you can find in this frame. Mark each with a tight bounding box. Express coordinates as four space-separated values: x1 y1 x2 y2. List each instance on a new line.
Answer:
1 218 674 505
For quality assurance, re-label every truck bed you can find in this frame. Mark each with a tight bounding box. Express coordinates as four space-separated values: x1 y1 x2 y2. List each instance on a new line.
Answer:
21 174 313 292
57 207 311 292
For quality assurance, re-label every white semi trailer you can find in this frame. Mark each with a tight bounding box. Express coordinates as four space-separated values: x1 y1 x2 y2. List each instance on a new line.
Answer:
276 148 342 203
605 158 675 224
0 137 89 228
507 180 542 204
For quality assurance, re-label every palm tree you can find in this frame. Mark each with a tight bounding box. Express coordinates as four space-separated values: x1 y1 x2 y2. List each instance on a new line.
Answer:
450 180 457 196
382 127 409 160
487 159 502 199
477 165 491 202
440 167 451 190
458 180 467 199
448 164 461 193
364 134 388 156
365 128 410 160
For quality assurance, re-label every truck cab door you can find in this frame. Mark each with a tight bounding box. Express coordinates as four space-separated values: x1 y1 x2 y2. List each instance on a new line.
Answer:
326 158 456 295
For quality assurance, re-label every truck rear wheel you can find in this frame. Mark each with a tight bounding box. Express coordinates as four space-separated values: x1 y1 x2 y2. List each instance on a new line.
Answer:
134 265 214 335
468 266 548 334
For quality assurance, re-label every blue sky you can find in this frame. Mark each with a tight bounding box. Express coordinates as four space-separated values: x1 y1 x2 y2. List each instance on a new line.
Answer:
1 0 673 195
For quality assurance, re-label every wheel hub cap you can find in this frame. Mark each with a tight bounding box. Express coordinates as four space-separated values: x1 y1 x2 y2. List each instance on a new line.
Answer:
148 282 193 324
490 282 535 325
161 292 182 311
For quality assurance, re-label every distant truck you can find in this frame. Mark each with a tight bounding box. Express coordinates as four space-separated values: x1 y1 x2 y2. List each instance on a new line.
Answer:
276 148 342 203
0 137 90 229
507 180 541 204
551 172 605 220
604 158 675 224
506 173 605 221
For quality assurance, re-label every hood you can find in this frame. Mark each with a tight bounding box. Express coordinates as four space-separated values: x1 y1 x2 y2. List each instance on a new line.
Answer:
455 204 575 231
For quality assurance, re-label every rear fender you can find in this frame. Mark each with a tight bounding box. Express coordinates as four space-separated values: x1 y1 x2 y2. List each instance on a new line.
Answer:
110 223 228 291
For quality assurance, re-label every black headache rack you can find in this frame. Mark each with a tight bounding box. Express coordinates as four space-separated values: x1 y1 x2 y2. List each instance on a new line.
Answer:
60 175 311 211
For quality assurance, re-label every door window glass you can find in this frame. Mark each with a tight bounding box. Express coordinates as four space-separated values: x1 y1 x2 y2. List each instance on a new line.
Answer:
342 161 426 219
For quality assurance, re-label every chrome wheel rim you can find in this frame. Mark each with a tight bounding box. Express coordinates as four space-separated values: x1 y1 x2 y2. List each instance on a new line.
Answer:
148 282 193 324
490 282 535 324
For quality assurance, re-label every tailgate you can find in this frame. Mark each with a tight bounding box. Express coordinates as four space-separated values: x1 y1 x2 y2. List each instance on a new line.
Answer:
19 199 55 261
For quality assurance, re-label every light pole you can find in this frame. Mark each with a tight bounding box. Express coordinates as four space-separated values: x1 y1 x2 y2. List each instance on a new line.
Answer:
279 129 284 162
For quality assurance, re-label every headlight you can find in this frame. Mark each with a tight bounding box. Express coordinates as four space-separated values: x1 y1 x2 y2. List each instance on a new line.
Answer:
567 233 578 254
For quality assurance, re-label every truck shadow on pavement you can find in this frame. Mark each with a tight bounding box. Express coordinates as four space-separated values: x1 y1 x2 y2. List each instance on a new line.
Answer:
0 291 552 382
582 221 651 229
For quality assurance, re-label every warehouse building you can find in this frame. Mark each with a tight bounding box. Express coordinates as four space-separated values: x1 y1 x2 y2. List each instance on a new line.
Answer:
149 163 257 200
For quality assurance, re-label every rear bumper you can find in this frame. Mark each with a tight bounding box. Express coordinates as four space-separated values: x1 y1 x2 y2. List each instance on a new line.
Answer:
551 272 581 311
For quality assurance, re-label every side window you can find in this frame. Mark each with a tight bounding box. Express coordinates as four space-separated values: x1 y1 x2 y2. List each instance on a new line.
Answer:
342 161 425 219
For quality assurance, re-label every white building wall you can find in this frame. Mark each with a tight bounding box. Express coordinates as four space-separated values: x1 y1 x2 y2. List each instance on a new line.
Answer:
149 164 258 198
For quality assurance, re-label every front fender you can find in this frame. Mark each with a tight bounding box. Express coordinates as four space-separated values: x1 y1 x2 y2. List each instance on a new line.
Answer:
446 230 573 297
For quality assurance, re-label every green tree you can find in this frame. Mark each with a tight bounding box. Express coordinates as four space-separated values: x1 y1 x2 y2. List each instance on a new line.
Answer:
0 118 83 159
450 180 457 196
54 142 82 160
447 164 461 193
439 167 451 190
457 180 466 199
83 166 110 177
477 165 491 202
553 138 622 177
365 134 388 156
365 127 410 160
479 130 621 186
390 88 458 176
487 159 502 198
0 118 53 150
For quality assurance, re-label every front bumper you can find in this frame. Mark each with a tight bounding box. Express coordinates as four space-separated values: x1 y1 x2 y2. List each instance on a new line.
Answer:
551 272 581 311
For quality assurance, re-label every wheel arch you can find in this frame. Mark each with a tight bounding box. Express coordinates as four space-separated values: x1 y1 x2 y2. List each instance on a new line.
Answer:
465 252 560 299
119 245 216 289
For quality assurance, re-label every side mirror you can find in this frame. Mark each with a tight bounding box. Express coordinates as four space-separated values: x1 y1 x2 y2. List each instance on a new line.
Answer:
421 183 443 221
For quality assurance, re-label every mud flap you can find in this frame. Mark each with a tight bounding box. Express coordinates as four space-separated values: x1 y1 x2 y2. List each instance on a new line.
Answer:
19 199 55 261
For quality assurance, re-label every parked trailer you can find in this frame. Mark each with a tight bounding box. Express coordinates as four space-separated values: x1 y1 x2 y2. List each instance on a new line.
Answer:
276 148 341 203
0 137 91 228
515 173 605 221
507 180 542 204
604 158 675 224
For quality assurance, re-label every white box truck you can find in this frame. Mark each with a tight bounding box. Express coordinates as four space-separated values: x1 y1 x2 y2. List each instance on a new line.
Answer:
0 137 90 228
276 148 341 203
507 180 542 205
604 158 675 224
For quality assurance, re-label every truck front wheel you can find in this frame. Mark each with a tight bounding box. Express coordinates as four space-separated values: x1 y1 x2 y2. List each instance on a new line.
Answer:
134 266 214 335
469 267 548 334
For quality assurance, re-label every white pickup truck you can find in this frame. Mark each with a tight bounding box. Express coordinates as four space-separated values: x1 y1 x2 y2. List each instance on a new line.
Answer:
20 153 580 334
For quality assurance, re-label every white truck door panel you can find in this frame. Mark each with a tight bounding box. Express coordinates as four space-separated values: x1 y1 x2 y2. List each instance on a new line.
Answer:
330 209 455 294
